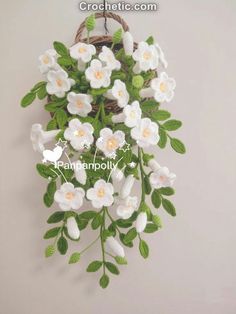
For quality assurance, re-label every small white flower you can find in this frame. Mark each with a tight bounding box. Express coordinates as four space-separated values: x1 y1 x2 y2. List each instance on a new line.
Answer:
64 118 94 151
69 42 96 63
106 237 125 257
85 59 111 89
54 182 85 211
136 212 147 233
67 92 92 117
96 128 125 158
39 49 59 74
131 118 159 148
30 124 60 153
99 46 121 71
87 179 114 208
105 79 129 108
155 43 168 68
73 160 87 185
132 42 159 73
150 167 176 189
67 216 80 240
111 112 125 124
123 31 134 56
148 159 161 172
123 101 142 128
116 196 138 219
120 175 135 199
46 69 75 98
151 72 176 103
111 168 124 182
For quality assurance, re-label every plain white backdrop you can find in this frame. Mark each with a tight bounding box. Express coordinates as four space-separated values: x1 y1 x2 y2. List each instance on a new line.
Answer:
0 1 236 313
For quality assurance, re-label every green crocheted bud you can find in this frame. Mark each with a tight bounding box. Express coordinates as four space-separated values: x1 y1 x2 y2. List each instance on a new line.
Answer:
112 28 123 45
132 75 144 89
85 14 95 32
152 215 162 228
45 245 55 258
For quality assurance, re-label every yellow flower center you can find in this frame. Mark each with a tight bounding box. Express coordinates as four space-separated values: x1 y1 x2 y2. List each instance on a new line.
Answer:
129 111 136 119
143 52 151 60
94 71 104 80
76 100 84 108
56 79 63 87
118 90 123 97
143 128 151 138
160 82 167 92
65 192 75 200
43 55 50 64
159 175 165 182
106 137 118 150
74 129 85 137
97 188 105 198
78 47 86 53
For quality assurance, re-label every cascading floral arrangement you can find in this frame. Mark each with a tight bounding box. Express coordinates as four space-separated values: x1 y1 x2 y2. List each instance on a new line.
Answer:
21 13 185 288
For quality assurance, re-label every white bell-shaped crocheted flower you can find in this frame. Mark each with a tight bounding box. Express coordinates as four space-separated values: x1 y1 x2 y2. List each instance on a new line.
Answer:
150 167 176 189
151 72 176 103
96 128 125 158
111 168 124 182
87 179 114 208
116 196 138 219
148 159 161 172
99 46 121 70
73 160 87 185
67 92 93 117
67 216 80 240
69 42 96 63
46 69 75 98
133 42 159 73
54 182 85 211
123 101 142 128
123 31 134 56
106 237 125 257
85 59 111 89
105 79 129 108
30 124 60 153
120 175 135 199
39 49 59 74
155 43 168 68
111 112 125 124
136 212 147 233
131 118 159 148
64 118 94 151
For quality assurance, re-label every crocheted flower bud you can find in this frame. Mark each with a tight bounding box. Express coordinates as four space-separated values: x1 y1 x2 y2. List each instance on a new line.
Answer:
136 212 147 233
67 217 80 240
112 28 123 45
85 14 95 32
132 75 144 89
106 237 125 257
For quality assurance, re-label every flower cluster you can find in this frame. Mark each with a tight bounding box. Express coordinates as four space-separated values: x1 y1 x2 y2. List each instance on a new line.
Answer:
21 15 185 289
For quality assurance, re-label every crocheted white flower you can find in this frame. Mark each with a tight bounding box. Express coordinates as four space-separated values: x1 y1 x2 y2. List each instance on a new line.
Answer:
105 79 129 108
64 118 94 151
150 167 176 189
123 101 142 128
85 59 111 89
133 42 159 73
87 179 114 208
106 237 125 258
151 72 176 103
136 212 147 233
30 124 60 153
116 196 138 219
46 69 75 98
69 42 96 63
96 128 125 158
123 31 134 56
73 160 87 185
39 49 59 74
67 216 80 240
131 118 159 148
120 175 135 199
99 46 121 70
54 182 85 211
155 43 168 68
67 92 92 117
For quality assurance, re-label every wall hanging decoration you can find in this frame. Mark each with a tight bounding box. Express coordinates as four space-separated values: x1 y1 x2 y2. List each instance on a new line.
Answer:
21 12 186 288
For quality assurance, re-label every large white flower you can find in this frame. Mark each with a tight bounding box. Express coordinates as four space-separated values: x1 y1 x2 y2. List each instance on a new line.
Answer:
136 212 147 233
73 160 87 185
67 216 80 240
150 166 176 189
87 179 114 208
155 43 168 68
106 237 125 258
39 49 59 74
69 42 96 63
46 69 75 98
30 124 60 153
85 59 111 89
151 72 176 103
67 92 92 117
123 31 134 56
99 46 121 71
131 118 159 148
132 42 159 73
96 128 125 158
105 79 129 108
64 118 94 151
54 182 85 211
116 196 138 219
123 101 142 128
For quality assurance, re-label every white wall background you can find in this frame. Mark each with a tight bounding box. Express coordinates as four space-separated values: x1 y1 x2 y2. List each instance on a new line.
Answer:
0 0 236 313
